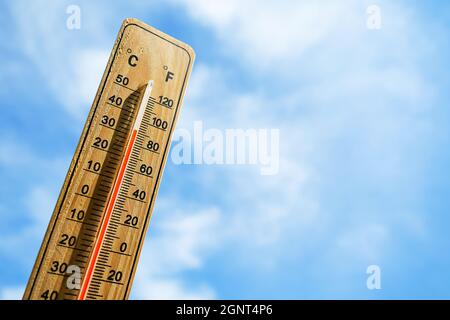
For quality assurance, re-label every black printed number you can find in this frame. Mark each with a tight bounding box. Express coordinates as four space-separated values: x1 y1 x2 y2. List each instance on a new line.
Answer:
151 117 168 130
41 290 58 300
132 189 146 201
59 234 76 247
116 74 129 86
146 140 160 152
108 95 123 106
158 95 174 108
50 261 68 274
81 184 89 195
107 270 123 282
101 115 116 127
87 160 101 172
70 208 85 221
93 137 108 149
119 242 127 253
139 164 152 176
124 215 138 226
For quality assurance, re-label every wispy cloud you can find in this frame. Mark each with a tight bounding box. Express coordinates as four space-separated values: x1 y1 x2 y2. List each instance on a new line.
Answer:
0 286 25 300
132 204 220 299
173 0 436 295
8 1 111 120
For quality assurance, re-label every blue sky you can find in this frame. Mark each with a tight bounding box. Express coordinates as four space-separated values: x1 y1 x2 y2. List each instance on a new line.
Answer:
1 0 450 299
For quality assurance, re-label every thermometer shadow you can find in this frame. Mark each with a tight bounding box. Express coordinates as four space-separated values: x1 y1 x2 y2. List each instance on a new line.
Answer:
63 86 147 298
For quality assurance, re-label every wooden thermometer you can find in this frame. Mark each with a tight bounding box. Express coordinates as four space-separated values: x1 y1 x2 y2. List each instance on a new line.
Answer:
23 18 195 300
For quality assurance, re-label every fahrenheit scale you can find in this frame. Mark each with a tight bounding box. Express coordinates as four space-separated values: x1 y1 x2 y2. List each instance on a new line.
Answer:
23 18 195 300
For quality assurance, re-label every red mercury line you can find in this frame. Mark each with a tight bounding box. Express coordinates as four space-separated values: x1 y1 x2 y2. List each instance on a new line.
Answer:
78 80 153 300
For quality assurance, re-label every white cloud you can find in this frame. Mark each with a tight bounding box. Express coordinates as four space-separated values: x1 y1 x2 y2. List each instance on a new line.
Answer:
133 277 215 300
0 216 49 298
173 0 432 281
335 223 389 262
0 185 56 263
8 0 110 120
0 136 65 266
0 286 24 300
174 0 358 67
132 205 220 299
0 137 69 179
27 186 57 229
65 48 110 117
